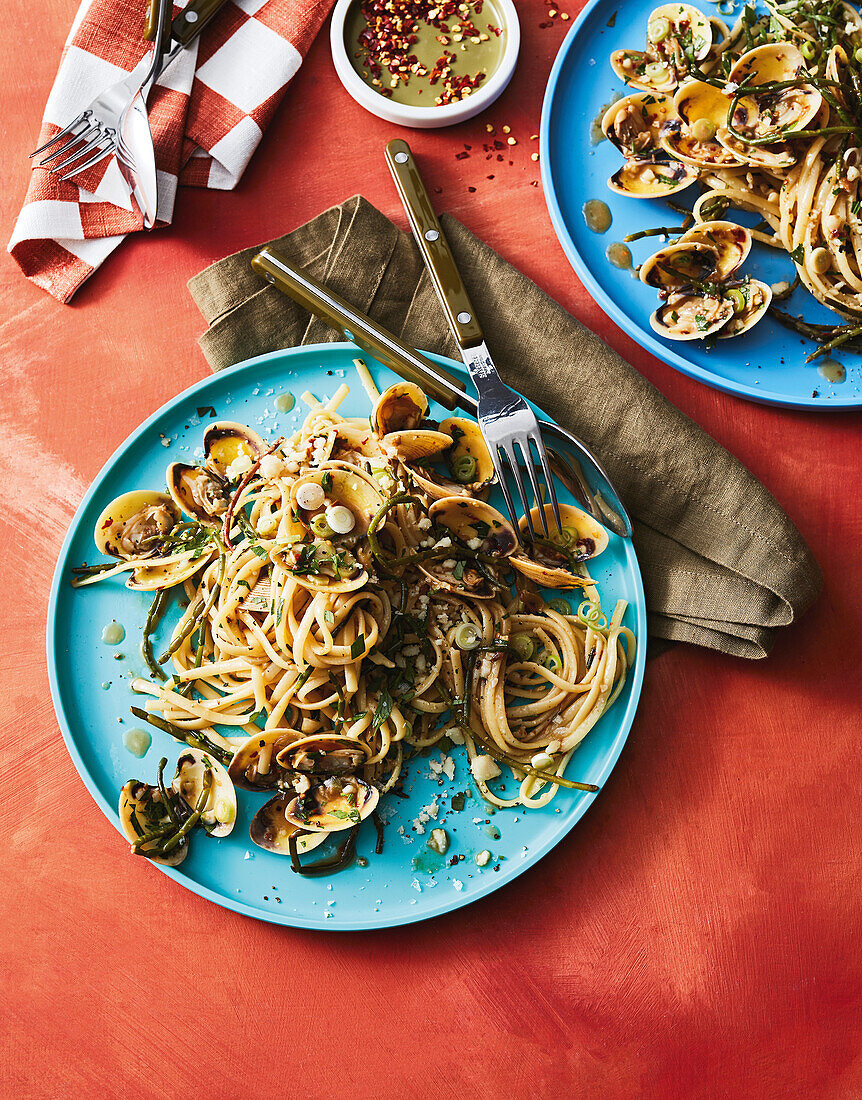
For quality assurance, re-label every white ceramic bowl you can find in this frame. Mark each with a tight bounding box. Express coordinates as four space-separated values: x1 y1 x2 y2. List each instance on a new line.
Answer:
330 0 520 128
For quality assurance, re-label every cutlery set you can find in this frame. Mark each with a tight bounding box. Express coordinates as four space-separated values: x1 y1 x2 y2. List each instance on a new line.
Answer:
29 4 630 544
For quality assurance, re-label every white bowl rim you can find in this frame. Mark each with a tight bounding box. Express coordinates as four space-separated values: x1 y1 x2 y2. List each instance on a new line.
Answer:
330 0 521 128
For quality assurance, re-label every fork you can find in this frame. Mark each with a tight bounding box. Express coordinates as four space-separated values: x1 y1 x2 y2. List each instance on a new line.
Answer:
384 139 562 541
30 0 224 182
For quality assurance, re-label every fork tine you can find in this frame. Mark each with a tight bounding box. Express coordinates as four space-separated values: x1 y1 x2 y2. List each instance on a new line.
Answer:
502 441 535 541
46 129 105 175
519 437 549 539
38 124 98 168
489 447 518 532
29 111 92 159
59 142 113 181
534 435 563 534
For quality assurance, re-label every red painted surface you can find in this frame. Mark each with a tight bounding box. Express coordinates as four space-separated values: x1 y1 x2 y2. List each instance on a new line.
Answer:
1 3 859 1098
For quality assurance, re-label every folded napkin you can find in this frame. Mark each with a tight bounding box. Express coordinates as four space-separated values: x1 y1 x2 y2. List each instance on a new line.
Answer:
9 0 333 303
188 195 822 658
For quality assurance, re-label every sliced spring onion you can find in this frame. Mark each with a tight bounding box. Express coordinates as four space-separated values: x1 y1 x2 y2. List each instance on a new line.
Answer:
577 599 608 630
311 514 334 538
452 453 477 483
726 287 747 313
546 598 570 614
454 622 481 651
647 15 670 43
508 633 535 661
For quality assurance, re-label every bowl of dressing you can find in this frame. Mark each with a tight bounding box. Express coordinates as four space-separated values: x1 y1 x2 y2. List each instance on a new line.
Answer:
330 0 520 128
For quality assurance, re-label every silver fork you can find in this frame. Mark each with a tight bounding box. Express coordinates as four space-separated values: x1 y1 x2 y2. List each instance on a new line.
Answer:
385 139 562 540
29 0 178 181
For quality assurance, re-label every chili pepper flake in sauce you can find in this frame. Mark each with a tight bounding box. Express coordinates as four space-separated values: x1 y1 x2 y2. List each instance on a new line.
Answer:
351 0 504 106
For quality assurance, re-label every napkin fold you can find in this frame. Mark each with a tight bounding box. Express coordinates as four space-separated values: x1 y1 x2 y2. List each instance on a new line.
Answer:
188 195 822 658
9 0 333 303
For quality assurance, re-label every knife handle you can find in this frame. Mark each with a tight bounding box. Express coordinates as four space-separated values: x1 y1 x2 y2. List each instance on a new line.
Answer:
251 247 468 412
171 0 229 46
385 139 484 351
143 0 158 40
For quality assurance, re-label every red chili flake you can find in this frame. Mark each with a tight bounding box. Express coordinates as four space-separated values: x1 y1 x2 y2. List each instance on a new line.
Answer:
493 139 505 149
488 23 502 36
467 185 476 191
455 151 470 160
496 154 504 161
487 174 495 179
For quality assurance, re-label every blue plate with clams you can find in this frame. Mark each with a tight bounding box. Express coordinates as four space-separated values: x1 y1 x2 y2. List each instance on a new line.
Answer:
540 0 862 409
46 344 646 930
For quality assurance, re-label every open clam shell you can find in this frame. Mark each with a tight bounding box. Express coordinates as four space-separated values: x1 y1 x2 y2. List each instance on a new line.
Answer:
658 118 744 169
719 279 772 338
289 464 383 540
283 776 380 834
600 91 674 157
715 132 796 168
728 43 822 138
610 50 677 94
94 491 179 560
118 780 189 867
428 497 518 557
249 793 329 856
203 421 264 480
511 503 609 590
172 749 237 837
439 417 495 490
639 241 719 288
680 221 752 280
648 3 712 61
383 429 454 462
167 462 230 526
126 548 215 592
650 291 734 340
275 734 371 776
608 157 699 198
228 728 301 791
372 382 429 436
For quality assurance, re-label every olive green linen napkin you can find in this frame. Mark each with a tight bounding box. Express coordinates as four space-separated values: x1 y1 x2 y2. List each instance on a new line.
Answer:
188 195 822 659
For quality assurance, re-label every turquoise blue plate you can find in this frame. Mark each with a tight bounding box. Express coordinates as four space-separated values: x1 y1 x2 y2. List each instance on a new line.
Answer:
540 0 862 410
47 344 646 930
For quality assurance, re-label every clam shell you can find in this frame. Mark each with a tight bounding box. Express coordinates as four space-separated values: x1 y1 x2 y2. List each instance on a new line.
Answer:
719 279 772 337
728 44 822 136
650 292 734 340
648 3 712 60
383 429 454 461
203 421 265 478
125 548 215 592
372 382 429 436
639 241 719 288
290 464 383 539
167 462 229 526
600 91 674 156
427 497 518 557
658 119 744 169
228 728 302 791
249 793 329 855
94 490 179 560
275 734 371 775
680 221 752 280
608 157 699 198
610 50 677 93
172 749 237 837
283 776 380 833
118 780 188 867
513 503 609 581
439 416 495 489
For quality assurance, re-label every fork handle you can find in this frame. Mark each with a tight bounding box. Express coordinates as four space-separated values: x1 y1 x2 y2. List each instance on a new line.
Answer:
171 0 230 46
385 139 485 350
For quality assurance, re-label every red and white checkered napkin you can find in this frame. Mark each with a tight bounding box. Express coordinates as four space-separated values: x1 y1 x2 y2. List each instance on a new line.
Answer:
8 0 334 302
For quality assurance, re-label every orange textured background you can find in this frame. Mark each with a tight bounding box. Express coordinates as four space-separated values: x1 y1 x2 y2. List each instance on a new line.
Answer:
1 2 860 1098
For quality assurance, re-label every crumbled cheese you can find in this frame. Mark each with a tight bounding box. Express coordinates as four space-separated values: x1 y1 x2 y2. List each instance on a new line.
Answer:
471 755 502 783
429 758 444 775
434 536 452 549
418 517 432 530
402 645 420 657
259 453 286 479
452 879 464 891
467 537 481 550
441 755 456 780
447 727 465 745
427 828 449 854
476 850 492 867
